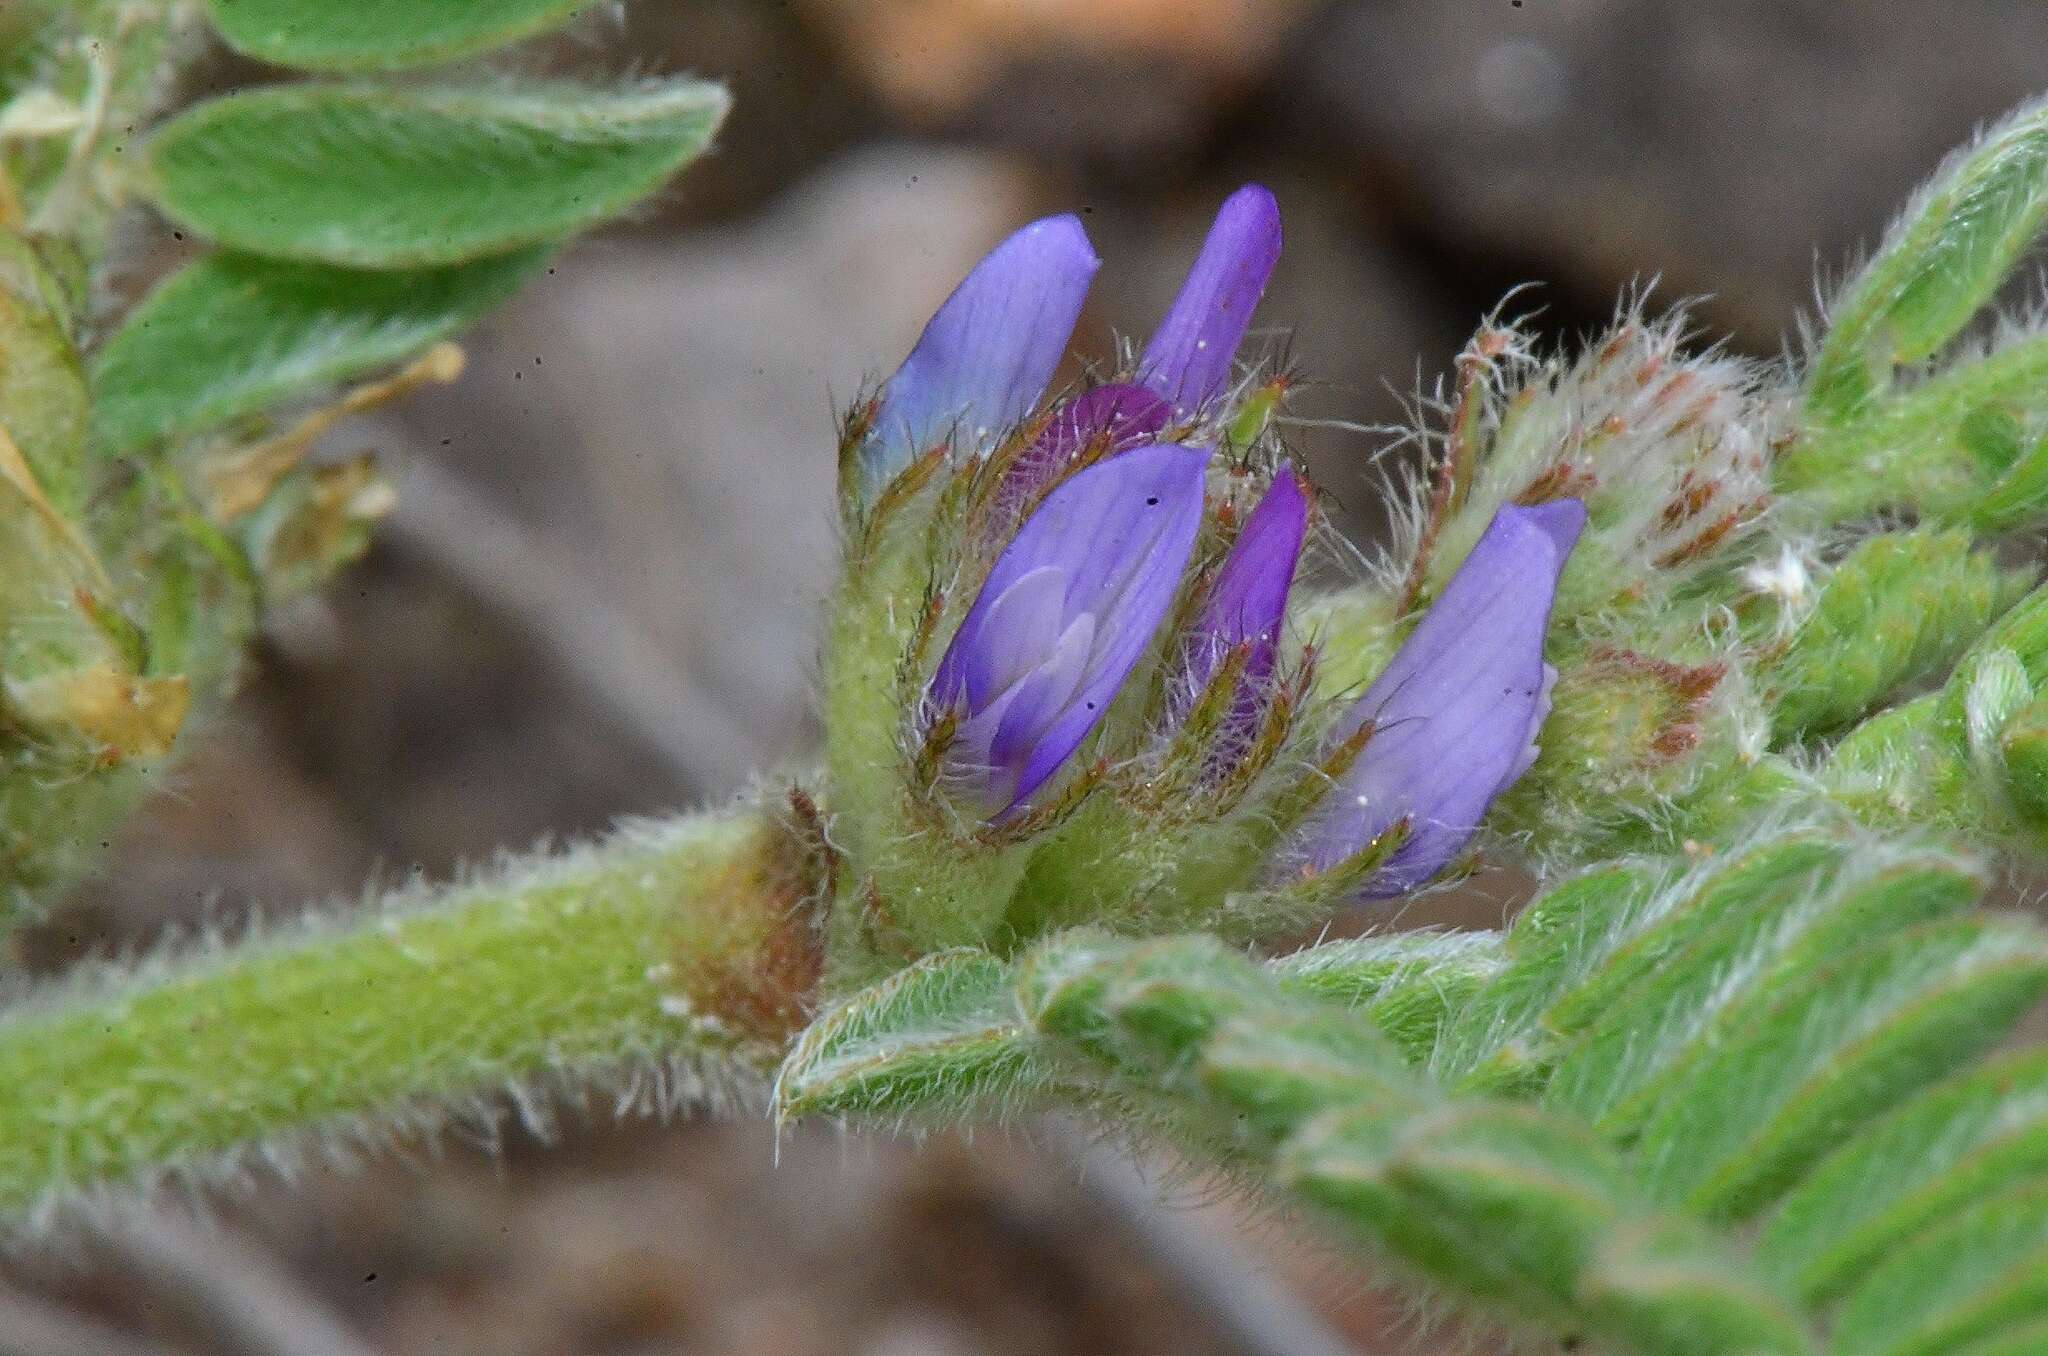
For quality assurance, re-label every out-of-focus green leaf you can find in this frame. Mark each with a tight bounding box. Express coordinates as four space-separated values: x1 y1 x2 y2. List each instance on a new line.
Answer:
1828 1186 2048 1356
204 0 589 71
1808 96 2048 422
143 81 728 268
91 248 544 451
1634 917 2048 1221
1758 1049 2048 1305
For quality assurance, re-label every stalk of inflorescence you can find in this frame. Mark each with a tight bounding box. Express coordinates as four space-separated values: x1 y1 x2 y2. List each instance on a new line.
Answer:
0 804 829 1222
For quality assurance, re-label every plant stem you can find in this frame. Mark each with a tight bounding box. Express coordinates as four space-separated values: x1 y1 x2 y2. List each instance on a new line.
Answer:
0 803 821 1219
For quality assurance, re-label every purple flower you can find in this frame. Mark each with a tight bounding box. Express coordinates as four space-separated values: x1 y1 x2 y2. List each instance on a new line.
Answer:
930 443 1211 817
865 186 1283 493
1138 184 1283 419
867 213 1099 489
1185 466 1308 700
1294 499 1586 895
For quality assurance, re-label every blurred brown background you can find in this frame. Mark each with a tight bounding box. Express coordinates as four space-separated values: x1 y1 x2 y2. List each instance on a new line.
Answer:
13 3 2048 1353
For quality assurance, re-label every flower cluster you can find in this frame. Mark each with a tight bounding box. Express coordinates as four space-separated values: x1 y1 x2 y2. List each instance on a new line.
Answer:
826 185 1584 951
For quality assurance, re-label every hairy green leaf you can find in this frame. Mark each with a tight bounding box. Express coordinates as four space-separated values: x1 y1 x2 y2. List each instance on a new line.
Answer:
1635 916 2048 1220
1828 1186 2048 1356
1764 531 2009 740
1268 930 1504 1064
1284 1100 1629 1322
1809 95 2048 421
1758 1049 2048 1304
774 948 1049 1122
91 248 545 451
204 0 589 71
1200 1010 1422 1145
1542 838 1848 1129
1543 839 1839 1044
143 82 728 267
1581 1219 1817 1356
1550 851 1981 1139
1431 863 1670 1090
0 255 87 514
1020 930 1813 1355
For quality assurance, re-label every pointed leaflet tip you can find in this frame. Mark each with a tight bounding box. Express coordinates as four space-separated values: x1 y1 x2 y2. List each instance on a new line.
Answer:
1294 498 1586 895
930 442 1211 817
866 213 1100 492
1138 184 1283 418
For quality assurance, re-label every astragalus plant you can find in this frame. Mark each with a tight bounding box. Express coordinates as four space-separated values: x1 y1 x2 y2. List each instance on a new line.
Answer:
4 5 2048 1353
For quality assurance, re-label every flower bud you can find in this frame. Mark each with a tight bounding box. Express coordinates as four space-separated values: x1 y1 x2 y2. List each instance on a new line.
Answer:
926 442 1209 818
1286 499 1585 896
1176 466 1306 744
1436 312 1770 617
1136 183 1282 420
860 213 1099 495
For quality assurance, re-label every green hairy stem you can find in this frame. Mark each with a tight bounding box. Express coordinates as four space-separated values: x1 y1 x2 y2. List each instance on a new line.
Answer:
0 806 820 1220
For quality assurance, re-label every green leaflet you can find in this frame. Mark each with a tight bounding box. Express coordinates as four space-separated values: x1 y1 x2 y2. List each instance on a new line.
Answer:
1828 1186 2048 1356
1541 837 1848 1128
1282 1099 1632 1324
1546 850 1982 1139
204 0 590 71
777 934 1475 1127
1266 930 1505 1064
1581 1219 1824 1356
773 949 1050 1122
1758 1048 2048 1304
1807 95 2048 422
1540 839 1840 1043
1634 915 2048 1221
1200 1008 1424 1145
0 246 87 515
1764 531 2009 741
1018 930 1812 1355
1942 1318 2048 1356
90 248 546 451
1431 863 1671 1090
142 81 728 268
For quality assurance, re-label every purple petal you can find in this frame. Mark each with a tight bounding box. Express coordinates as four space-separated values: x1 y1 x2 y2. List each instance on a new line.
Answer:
1186 465 1308 696
932 442 1210 815
1137 185 1282 418
868 213 1100 490
1295 499 1586 894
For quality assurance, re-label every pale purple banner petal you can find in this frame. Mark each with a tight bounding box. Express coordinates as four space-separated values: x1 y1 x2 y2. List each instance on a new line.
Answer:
1295 498 1586 894
868 214 1099 489
1137 185 1282 418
